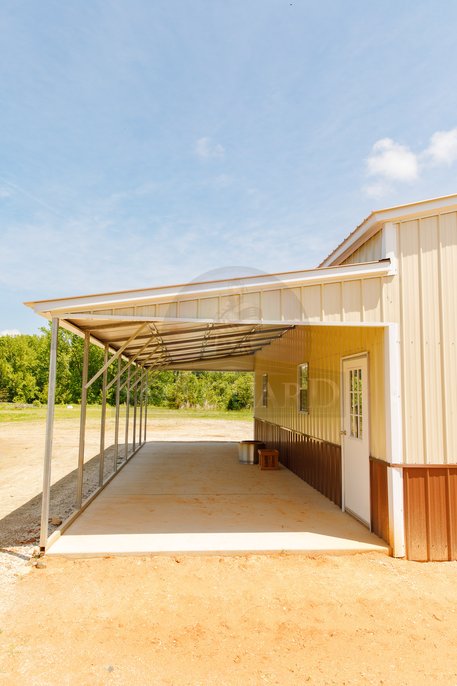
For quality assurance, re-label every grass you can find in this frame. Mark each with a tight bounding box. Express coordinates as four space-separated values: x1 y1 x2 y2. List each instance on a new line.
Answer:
0 402 253 424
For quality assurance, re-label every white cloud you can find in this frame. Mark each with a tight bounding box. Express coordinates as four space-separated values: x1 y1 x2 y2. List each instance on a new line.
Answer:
364 126 457 199
425 128 457 165
363 181 392 199
0 329 21 336
0 187 13 199
366 138 419 182
194 137 225 160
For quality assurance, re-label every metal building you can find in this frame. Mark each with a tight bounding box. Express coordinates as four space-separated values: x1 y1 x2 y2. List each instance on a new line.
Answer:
26 193 457 561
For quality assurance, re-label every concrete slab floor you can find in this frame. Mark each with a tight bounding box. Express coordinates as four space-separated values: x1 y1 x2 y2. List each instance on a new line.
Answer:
47 441 388 557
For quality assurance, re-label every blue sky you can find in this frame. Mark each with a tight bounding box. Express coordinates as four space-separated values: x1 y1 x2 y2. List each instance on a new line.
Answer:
1 0 457 334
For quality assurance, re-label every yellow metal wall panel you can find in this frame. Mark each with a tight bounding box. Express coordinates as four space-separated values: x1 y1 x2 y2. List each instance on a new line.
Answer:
254 325 386 460
439 212 457 463
399 220 425 464
322 283 342 322
342 231 383 264
419 216 444 464
342 280 362 322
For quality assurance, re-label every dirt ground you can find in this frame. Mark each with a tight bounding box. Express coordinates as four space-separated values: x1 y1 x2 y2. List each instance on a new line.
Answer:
2 417 457 685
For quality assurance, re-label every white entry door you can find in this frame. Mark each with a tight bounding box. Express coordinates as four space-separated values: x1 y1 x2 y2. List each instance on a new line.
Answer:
342 355 370 526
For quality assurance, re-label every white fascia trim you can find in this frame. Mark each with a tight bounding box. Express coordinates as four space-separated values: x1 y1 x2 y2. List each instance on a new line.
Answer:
381 222 398 274
320 194 457 267
384 322 405 557
27 260 393 316
45 314 390 328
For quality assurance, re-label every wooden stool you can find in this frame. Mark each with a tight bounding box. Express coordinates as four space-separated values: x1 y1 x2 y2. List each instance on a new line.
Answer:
258 448 280 470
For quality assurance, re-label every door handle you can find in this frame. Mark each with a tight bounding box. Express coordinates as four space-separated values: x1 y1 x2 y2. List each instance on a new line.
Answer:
340 430 347 435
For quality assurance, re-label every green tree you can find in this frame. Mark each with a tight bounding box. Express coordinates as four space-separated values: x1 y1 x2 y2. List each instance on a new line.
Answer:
0 334 41 402
0 327 254 410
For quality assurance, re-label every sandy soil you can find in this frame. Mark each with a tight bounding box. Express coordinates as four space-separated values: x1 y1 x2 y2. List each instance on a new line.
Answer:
1 553 457 685
2 418 457 685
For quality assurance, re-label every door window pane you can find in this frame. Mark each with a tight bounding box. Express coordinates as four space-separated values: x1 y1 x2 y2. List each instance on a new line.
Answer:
349 367 363 439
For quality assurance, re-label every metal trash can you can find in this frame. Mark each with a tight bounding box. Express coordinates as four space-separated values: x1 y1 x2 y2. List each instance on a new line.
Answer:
238 440 265 464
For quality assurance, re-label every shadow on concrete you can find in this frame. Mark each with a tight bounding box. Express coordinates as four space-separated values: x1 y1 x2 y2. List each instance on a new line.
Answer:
0 443 131 549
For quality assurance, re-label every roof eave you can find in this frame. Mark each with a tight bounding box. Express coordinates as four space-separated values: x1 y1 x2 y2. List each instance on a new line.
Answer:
25 259 393 317
319 192 457 267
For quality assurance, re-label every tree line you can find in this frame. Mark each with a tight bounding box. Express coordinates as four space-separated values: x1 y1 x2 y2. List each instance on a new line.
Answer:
0 326 254 410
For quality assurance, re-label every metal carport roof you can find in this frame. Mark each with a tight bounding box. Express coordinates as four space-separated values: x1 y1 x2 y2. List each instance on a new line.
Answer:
26 258 395 553
25 258 392 371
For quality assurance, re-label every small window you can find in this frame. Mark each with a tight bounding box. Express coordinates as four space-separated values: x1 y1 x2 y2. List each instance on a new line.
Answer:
298 363 309 413
349 367 363 439
261 373 268 407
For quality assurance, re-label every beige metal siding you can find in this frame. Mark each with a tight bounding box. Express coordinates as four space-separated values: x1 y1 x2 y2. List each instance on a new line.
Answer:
254 325 386 460
342 231 383 264
398 211 457 464
399 220 425 464
69 265 391 326
419 217 444 464
84 279 388 324
440 212 457 464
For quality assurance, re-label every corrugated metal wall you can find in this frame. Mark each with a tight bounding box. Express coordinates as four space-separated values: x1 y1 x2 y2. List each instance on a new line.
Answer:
397 211 457 465
81 275 389 325
403 466 457 561
255 419 342 506
342 231 383 265
254 325 386 460
339 209 457 467
369 458 389 544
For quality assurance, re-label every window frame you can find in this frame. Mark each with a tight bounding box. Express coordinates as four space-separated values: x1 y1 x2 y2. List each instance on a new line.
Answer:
298 362 309 414
261 373 268 408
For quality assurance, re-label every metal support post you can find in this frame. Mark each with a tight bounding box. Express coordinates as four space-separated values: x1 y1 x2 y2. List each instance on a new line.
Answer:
105 333 155 392
133 381 138 452
39 317 59 551
98 343 108 487
144 371 148 443
76 331 90 508
124 366 130 461
139 372 144 447
114 357 121 472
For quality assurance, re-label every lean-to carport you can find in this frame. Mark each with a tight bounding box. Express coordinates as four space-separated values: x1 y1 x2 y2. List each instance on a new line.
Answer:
25 257 401 555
